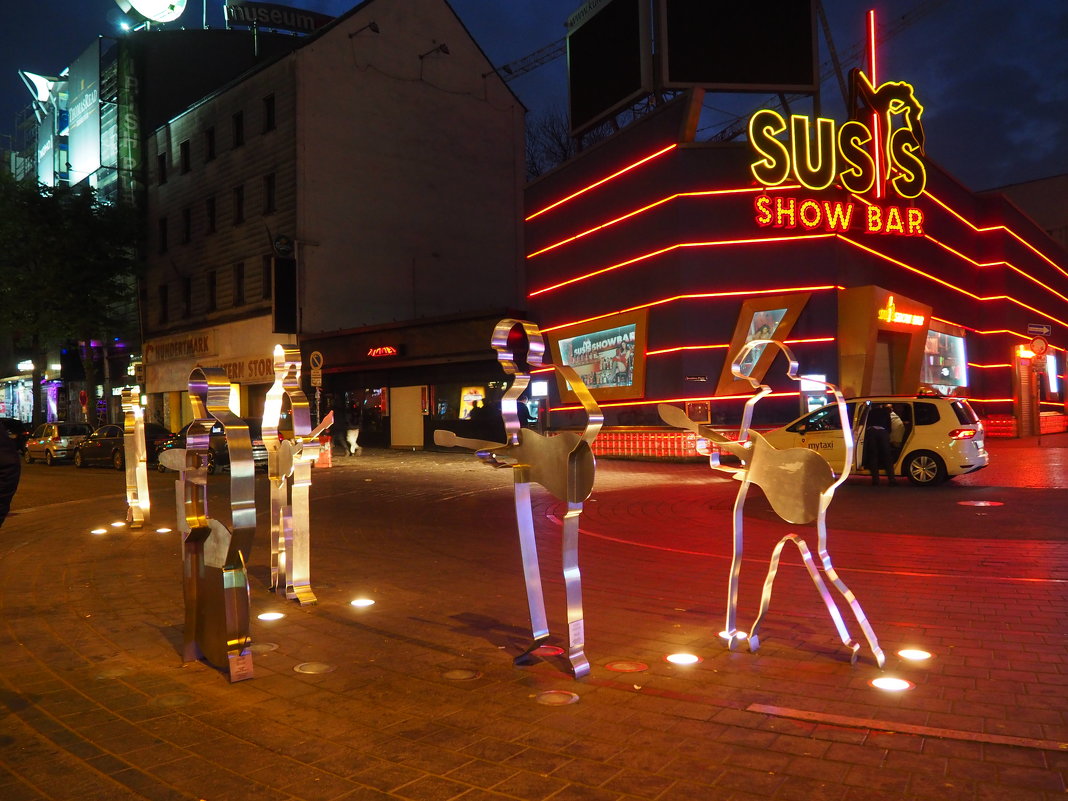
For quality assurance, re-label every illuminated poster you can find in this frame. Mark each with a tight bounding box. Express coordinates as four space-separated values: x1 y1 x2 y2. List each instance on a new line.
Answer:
37 110 55 187
68 40 101 185
558 323 638 390
737 308 787 376
921 330 967 390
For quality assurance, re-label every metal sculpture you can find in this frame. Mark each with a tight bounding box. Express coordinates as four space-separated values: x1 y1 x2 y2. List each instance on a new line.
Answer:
121 388 151 528
434 319 603 678
261 344 333 606
158 366 256 682
659 339 885 667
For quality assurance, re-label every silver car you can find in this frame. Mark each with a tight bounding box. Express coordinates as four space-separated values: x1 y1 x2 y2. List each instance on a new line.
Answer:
24 422 94 465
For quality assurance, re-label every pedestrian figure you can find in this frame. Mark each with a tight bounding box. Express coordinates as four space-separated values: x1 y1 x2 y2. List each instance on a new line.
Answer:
865 403 896 485
0 420 21 528
345 414 361 455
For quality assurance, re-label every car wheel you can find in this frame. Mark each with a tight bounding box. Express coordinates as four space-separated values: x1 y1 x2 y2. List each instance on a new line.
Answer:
74 451 86 468
24 449 33 464
45 450 55 466
113 450 125 471
904 451 947 486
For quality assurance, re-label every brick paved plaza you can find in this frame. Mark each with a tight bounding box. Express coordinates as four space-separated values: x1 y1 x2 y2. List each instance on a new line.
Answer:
1 437 1065 800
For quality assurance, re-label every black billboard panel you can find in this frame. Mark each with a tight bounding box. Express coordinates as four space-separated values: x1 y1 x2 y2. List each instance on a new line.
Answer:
658 0 817 93
567 0 652 136
272 256 297 334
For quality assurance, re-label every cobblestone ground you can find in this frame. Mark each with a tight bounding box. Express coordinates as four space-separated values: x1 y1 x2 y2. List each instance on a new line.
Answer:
0 439 1065 801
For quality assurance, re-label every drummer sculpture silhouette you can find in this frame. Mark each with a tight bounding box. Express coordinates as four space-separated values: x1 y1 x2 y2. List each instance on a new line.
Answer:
659 339 885 667
435 319 602 677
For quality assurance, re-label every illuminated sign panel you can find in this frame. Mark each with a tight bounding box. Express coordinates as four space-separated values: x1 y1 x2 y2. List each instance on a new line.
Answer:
367 346 399 358
876 295 925 327
748 63 927 237
68 40 101 185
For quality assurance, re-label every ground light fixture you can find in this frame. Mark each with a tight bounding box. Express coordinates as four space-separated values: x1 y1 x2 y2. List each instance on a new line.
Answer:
257 612 285 621
349 598 375 608
665 653 702 665
898 649 933 661
870 677 914 691
156 527 172 534
90 528 108 535
110 521 126 528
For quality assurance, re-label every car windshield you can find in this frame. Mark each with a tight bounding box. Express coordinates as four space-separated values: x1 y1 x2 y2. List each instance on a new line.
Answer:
58 424 92 436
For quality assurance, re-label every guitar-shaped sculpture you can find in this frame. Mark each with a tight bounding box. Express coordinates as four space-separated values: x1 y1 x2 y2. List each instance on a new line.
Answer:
261 344 334 606
159 366 256 682
434 319 602 678
659 339 884 667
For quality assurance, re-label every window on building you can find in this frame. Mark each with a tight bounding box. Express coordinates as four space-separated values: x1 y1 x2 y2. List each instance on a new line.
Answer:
157 153 167 185
233 185 245 225
233 262 245 306
206 270 217 312
182 276 192 318
206 195 216 233
232 111 244 148
263 94 276 132
181 207 192 244
158 217 168 253
180 140 191 173
263 172 276 215
204 126 216 162
262 254 273 300
158 283 169 324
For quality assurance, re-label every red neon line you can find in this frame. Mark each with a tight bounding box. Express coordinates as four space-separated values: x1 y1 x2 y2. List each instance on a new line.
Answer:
527 185 801 259
925 235 1068 305
837 236 1068 328
552 391 801 413
923 190 1068 280
526 144 678 222
541 285 841 333
868 9 878 85
967 363 1012 369
529 235 834 298
967 398 1016 403
646 337 835 357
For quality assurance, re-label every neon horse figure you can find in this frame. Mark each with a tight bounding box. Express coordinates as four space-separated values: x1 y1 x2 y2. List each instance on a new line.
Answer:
159 366 257 682
659 339 885 667
434 319 603 678
261 344 333 606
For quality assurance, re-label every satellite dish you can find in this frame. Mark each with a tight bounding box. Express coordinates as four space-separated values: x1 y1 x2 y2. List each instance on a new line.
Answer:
115 0 188 24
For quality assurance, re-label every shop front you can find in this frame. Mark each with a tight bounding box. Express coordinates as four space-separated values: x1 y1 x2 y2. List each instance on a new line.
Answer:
143 317 286 430
525 70 1066 448
301 312 533 450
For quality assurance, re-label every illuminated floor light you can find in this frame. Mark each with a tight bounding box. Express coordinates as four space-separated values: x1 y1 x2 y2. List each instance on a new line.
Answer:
257 612 285 621
957 500 1004 507
349 598 375 608
533 644 565 657
665 653 702 665
718 630 747 640
111 521 126 528
90 528 108 535
870 677 914 691
155 527 172 533
535 690 580 706
898 649 933 661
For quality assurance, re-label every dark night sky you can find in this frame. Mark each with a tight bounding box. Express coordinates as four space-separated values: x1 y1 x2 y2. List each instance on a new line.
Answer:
2 0 1066 191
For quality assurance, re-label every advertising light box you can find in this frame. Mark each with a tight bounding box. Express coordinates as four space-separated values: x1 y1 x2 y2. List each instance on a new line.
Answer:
549 309 648 403
68 40 101 185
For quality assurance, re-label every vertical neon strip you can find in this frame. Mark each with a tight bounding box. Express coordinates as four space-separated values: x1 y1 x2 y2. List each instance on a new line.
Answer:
868 9 883 199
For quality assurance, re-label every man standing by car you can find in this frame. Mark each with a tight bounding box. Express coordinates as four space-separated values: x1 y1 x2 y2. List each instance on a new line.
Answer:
865 403 896 486
0 420 21 527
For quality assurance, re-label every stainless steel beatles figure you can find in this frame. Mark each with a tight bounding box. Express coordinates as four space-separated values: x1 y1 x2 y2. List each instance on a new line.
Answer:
121 388 151 528
261 344 333 606
659 340 885 667
435 319 603 678
159 366 256 681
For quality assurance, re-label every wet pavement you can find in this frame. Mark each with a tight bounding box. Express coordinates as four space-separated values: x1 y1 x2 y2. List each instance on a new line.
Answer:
0 434 1065 800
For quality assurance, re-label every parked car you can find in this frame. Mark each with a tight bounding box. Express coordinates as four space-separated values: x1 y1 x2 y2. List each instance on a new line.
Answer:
73 422 174 469
157 419 268 473
762 395 988 486
24 422 94 465
0 418 31 453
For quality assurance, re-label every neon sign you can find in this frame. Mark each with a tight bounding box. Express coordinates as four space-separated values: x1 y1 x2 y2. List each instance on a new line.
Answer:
754 196 923 236
367 346 399 358
877 296 925 327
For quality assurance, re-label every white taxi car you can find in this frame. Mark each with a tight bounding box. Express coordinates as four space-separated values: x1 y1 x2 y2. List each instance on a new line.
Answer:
762 395 989 486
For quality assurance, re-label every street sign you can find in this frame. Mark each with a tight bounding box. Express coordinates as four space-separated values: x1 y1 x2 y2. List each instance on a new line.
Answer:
1029 336 1049 357
310 369 322 387
1027 323 1052 336
309 351 324 369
